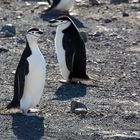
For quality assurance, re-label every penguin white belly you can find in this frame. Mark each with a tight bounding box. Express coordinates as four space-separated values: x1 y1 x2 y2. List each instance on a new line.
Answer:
55 0 74 11
55 30 70 80
20 52 46 111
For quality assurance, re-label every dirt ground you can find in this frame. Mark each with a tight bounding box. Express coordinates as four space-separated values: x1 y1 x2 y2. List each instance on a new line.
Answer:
0 0 140 140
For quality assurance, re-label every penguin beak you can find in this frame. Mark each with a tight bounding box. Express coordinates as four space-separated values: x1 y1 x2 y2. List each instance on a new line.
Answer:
49 19 62 27
37 30 43 35
49 19 58 23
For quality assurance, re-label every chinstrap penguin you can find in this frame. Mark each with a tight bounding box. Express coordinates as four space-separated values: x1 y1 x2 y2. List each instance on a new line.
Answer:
50 16 93 84
47 0 75 12
6 28 46 116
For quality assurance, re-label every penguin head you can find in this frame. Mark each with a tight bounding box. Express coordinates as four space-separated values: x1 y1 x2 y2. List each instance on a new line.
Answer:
49 16 72 29
26 28 43 41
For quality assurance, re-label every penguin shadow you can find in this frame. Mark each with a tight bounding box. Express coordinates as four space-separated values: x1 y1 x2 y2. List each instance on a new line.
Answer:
40 10 85 28
53 83 87 101
11 114 44 140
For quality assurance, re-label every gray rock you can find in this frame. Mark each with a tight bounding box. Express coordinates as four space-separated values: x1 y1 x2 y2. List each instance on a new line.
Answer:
123 113 137 120
0 47 8 53
113 136 140 140
70 101 88 114
122 11 129 17
0 24 16 37
132 0 140 3
104 18 112 23
3 16 8 21
89 0 100 5
109 32 118 37
131 4 140 11
93 31 102 37
16 37 25 44
3 1 11 4
88 31 102 37
110 0 129 4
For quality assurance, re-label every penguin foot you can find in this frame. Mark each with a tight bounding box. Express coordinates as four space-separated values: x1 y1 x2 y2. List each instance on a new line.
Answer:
28 108 40 113
71 78 99 85
59 79 83 84
59 79 71 84
59 78 99 86
22 108 41 116
22 110 36 116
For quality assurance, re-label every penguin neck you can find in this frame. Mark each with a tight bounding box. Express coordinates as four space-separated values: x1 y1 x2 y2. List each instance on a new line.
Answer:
57 22 71 33
26 38 40 53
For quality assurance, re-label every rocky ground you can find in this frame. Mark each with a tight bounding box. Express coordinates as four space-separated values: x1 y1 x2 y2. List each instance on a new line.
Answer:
0 0 140 140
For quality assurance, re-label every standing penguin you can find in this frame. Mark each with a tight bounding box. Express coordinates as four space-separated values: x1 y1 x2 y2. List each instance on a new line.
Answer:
47 0 75 12
50 16 92 84
6 28 46 116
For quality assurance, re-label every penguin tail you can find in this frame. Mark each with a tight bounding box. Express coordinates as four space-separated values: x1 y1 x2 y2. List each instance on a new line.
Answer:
0 107 8 114
0 107 20 114
6 101 19 109
0 100 20 114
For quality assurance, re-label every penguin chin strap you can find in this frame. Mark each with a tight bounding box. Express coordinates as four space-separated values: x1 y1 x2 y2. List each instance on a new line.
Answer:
27 32 40 38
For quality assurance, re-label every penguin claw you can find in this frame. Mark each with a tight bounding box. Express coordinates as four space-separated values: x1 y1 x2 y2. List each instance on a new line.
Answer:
28 108 40 113
22 108 40 116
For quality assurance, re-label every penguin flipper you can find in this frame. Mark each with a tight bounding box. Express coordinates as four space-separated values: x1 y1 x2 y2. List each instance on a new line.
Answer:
63 34 76 72
7 60 29 109
16 60 29 101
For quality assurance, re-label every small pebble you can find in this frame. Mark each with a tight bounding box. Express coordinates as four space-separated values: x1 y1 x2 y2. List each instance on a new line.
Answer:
93 31 102 37
104 18 112 23
122 12 129 17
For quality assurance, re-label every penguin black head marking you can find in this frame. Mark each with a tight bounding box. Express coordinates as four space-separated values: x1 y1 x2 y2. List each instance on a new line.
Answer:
26 28 43 39
50 16 71 23
49 16 79 34
49 16 76 29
